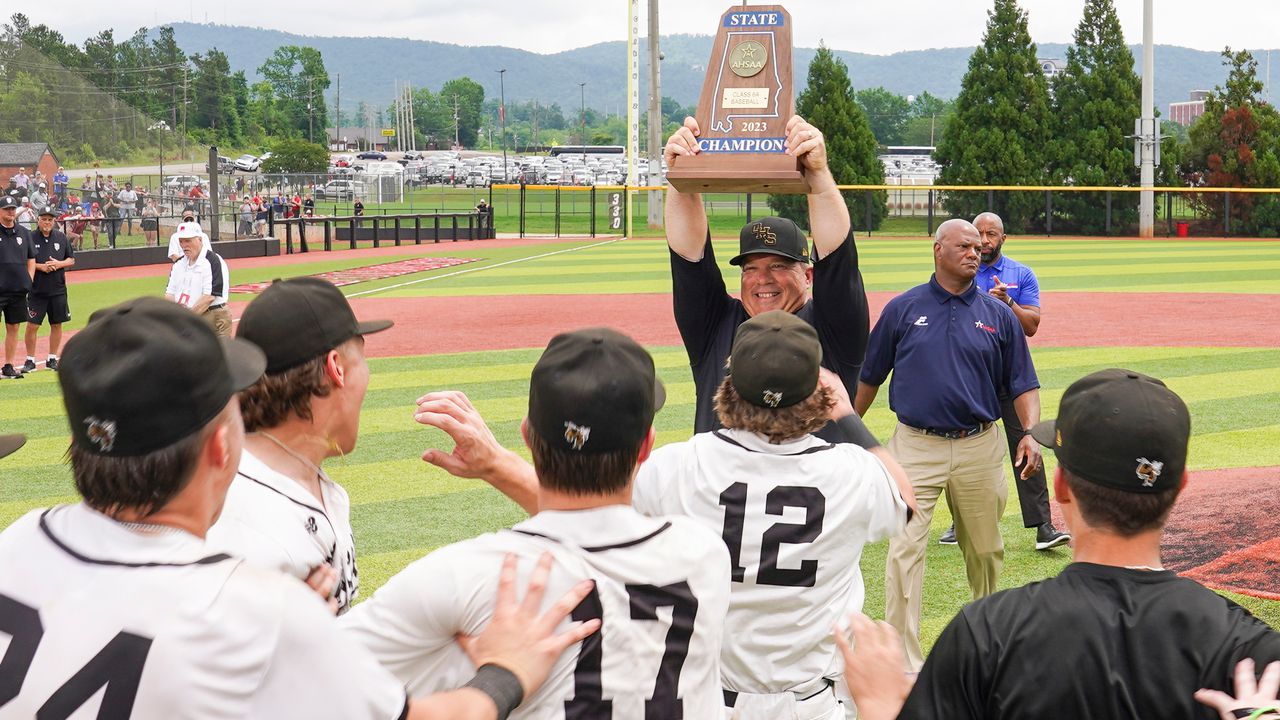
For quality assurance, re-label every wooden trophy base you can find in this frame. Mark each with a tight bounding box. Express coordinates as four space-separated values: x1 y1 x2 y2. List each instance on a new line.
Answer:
667 153 810 194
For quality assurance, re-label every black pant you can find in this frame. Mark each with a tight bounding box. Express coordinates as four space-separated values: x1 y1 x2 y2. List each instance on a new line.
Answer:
1001 394 1050 528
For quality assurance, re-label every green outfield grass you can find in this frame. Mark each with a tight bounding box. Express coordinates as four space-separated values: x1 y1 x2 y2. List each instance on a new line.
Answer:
2 233 1278 653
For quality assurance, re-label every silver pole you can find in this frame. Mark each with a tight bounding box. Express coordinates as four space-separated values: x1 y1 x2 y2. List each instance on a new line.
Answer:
647 0 663 228
1139 0 1155 237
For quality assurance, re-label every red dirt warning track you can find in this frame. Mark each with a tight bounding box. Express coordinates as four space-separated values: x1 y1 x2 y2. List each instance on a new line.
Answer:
349 291 1280 357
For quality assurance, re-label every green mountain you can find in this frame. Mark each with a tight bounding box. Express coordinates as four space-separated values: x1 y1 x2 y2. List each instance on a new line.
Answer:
152 23 1275 119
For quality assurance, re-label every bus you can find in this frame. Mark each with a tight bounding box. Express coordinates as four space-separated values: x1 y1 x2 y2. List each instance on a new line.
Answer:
549 145 625 157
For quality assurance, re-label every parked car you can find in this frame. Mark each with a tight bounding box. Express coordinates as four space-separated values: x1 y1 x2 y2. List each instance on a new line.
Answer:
464 170 487 188
315 180 357 199
402 151 422 161
233 154 261 172
208 155 233 174
162 175 205 193
332 154 352 168
356 150 387 160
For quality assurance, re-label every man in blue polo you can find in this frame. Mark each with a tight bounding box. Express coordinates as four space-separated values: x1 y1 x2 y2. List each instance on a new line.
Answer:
938 212 1067 551
854 218 1043 671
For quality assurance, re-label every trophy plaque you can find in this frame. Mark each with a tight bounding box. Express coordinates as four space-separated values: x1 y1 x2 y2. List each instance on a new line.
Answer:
666 4 808 194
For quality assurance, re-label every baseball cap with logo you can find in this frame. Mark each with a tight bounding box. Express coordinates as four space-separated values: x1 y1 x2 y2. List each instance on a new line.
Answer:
730 310 821 409
176 221 203 239
37 207 57 217
1030 369 1190 494
528 328 665 454
0 196 17 210
237 277 393 374
60 297 266 457
730 216 811 266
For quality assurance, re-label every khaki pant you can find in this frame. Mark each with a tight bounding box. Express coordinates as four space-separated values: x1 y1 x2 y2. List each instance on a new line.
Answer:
885 422 1007 670
203 306 232 338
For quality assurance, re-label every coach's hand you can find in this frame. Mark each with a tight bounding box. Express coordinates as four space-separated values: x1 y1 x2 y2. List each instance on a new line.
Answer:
1196 658 1280 720
416 390 507 479
785 115 829 174
818 367 855 420
1014 434 1042 480
834 612 913 720
303 564 340 614
458 553 601 700
664 117 701 168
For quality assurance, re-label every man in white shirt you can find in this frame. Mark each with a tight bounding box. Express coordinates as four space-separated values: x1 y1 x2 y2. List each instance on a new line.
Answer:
0 296 601 720
117 183 138 234
164 221 213 312
341 328 732 718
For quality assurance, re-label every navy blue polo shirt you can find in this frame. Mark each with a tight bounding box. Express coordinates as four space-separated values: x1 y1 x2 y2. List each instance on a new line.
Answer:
0 222 35 294
860 275 1039 430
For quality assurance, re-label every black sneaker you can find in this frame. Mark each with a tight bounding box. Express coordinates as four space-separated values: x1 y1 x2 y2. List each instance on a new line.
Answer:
20 358 36 373
2 364 24 379
45 357 58 371
1035 523 1071 551
938 524 958 545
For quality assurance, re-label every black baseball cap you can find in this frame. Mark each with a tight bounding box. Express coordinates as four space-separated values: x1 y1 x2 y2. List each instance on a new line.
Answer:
0 434 25 459
1031 369 1190 494
730 216 811 266
528 328 665 454
0 196 16 210
37 206 57 217
237 277 393 374
730 310 821 409
60 297 266 457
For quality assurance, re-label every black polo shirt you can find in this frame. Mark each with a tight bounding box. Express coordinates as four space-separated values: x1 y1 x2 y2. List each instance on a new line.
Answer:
31 228 73 296
860 275 1037 431
900 563 1280 720
670 230 869 442
0 222 35 294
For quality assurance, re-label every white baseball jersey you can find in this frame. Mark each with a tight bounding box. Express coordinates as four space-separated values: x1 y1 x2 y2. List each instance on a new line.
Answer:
340 505 731 719
0 503 406 719
633 428 909 695
164 254 212 309
206 449 360 613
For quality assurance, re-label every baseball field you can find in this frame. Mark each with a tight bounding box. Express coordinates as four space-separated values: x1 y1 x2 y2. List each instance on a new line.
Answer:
2 231 1278 651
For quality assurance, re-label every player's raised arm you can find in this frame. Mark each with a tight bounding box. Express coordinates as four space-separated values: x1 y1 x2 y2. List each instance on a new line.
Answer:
664 117 710 262
783 115 850 258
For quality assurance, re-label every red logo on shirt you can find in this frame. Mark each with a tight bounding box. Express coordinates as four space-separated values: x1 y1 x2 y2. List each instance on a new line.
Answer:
974 321 997 334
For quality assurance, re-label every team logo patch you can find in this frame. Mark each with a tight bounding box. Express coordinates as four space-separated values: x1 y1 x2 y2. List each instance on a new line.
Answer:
83 416 117 453
1135 457 1164 487
563 421 591 451
913 315 928 327
752 222 777 246
53 243 59 251
974 320 997 334
305 516 318 534
761 389 783 408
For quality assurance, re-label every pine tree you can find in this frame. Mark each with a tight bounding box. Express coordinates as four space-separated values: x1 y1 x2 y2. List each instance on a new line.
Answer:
1049 0 1140 234
768 44 885 232
935 0 1051 232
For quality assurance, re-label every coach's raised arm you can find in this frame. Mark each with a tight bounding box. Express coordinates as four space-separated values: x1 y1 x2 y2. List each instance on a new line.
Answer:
662 115 870 442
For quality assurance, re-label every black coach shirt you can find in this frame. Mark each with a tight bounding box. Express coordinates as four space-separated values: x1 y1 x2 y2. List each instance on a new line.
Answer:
31 229 73 296
671 230 868 442
900 562 1280 720
0 222 35 293
860 276 1037 431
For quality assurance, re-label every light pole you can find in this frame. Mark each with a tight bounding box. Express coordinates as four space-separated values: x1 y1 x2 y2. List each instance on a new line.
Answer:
579 82 587 162
497 68 507 182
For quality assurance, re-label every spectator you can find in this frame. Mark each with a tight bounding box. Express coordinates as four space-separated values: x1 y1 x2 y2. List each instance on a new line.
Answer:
12 167 29 190
290 193 302 219
29 183 49 212
100 192 121 247
353 198 365 216
52 166 69 204
16 198 37 232
165 222 213 313
78 177 92 208
254 196 269 237
141 198 160 246
302 193 314 217
238 198 254 237
117 183 138 235
23 207 74 372
6 178 24 201
62 207 86 251
87 202 104 250
105 174 117 194
167 210 200 261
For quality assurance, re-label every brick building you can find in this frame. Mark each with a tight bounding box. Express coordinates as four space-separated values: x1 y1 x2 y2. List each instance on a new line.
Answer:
0 143 60 186
1169 90 1209 127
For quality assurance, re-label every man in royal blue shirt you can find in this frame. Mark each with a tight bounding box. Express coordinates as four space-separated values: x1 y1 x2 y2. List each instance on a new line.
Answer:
854 218 1043 670
938 212 1067 551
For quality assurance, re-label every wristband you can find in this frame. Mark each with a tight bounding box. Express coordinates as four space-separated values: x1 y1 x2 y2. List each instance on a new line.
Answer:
464 664 524 720
834 413 881 449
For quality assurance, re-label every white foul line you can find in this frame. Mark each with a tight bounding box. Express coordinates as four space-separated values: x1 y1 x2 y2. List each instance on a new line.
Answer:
343 236 625 299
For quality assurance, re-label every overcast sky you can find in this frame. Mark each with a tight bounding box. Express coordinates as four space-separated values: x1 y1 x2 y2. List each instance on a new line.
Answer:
21 1 1280 57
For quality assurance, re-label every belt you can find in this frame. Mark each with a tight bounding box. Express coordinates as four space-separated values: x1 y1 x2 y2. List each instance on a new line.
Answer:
908 422 992 439
723 678 835 708
205 303 226 312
